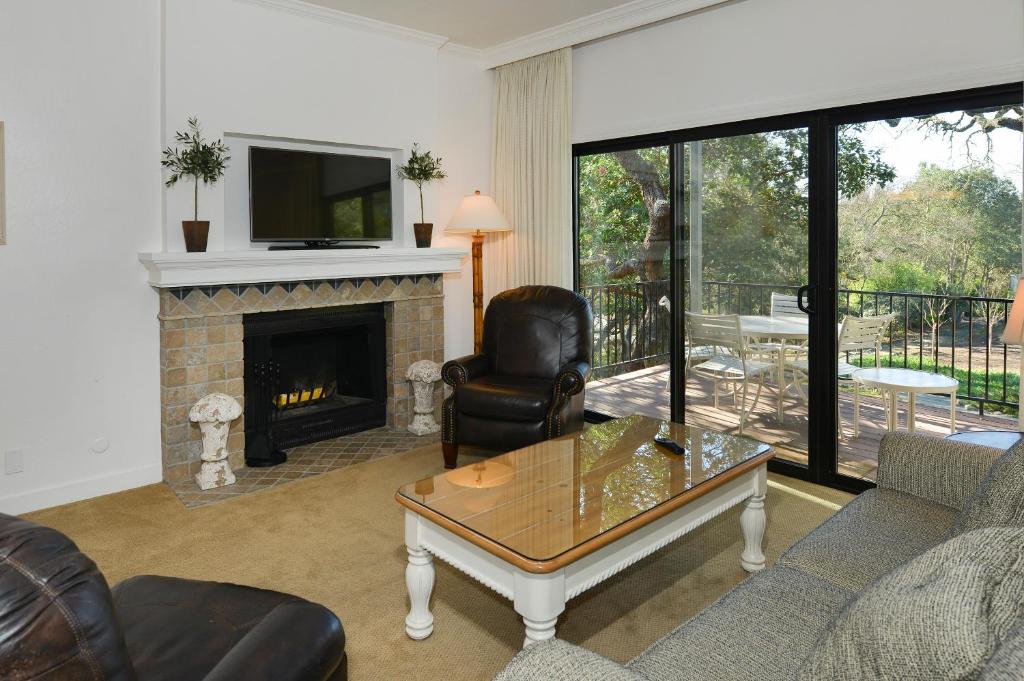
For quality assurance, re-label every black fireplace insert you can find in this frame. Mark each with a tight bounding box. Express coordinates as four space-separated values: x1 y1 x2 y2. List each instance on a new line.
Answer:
243 304 387 466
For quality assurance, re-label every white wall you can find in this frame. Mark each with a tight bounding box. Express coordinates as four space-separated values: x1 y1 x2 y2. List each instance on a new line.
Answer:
436 50 494 359
0 0 164 513
0 0 492 514
162 0 442 252
574 0 1024 142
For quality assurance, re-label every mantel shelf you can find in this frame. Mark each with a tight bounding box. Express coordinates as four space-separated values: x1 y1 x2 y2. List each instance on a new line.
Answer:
138 247 468 288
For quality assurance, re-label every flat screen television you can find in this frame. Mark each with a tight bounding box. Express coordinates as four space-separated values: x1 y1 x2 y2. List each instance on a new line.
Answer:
249 146 392 244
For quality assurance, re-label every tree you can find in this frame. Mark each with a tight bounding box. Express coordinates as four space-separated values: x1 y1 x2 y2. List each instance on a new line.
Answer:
578 127 896 369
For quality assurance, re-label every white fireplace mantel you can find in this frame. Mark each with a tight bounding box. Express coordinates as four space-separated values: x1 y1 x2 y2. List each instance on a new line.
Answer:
138 248 468 288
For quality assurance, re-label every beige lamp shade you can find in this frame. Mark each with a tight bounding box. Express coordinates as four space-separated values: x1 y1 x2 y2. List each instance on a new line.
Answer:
1004 279 1024 345
446 190 511 234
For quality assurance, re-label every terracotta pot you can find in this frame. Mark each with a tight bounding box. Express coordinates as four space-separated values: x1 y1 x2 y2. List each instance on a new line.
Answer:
413 223 433 248
182 220 210 253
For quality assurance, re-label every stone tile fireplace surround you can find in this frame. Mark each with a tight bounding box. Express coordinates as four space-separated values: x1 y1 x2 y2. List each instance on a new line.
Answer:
157 274 446 483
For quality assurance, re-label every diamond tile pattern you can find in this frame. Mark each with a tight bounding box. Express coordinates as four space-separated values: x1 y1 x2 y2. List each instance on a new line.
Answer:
168 427 440 508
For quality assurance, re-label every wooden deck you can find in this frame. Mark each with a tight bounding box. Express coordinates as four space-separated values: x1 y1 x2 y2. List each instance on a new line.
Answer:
586 364 1014 481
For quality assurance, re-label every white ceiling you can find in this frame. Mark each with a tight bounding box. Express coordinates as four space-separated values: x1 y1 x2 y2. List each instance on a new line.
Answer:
305 0 632 48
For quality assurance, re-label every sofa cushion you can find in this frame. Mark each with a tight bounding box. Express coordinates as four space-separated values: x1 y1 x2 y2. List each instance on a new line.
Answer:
778 487 957 591
626 566 851 681
494 638 647 681
954 440 1024 534
795 527 1024 681
980 617 1024 681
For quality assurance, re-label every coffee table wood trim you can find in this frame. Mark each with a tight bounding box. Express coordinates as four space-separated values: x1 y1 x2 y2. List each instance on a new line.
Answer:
396 447 773 574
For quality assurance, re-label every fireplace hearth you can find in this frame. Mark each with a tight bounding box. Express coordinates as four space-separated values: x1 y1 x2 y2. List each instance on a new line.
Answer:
243 305 387 466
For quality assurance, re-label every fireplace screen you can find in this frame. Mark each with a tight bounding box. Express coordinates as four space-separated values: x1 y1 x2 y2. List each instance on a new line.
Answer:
243 304 387 466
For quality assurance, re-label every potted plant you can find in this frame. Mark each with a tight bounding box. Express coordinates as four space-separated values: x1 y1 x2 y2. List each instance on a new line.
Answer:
397 143 446 248
161 117 230 252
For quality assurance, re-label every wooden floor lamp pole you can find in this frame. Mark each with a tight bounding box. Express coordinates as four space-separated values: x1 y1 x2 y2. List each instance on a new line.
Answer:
472 231 484 353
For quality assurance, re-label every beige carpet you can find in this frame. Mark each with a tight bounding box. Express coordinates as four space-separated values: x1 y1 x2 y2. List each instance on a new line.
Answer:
26 444 852 681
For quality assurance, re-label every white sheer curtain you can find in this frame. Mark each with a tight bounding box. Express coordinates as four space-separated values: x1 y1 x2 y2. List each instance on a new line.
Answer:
485 48 573 302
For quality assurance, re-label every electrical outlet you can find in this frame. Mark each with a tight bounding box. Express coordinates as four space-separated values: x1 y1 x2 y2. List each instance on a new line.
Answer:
5 449 24 475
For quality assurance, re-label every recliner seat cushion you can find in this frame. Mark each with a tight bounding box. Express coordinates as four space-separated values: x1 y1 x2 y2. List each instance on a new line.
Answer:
778 487 958 591
796 526 1024 681
627 566 852 681
954 439 1024 535
112 575 344 681
457 375 552 422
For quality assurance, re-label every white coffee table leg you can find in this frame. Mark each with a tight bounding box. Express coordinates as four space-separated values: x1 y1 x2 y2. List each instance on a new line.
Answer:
907 393 916 433
514 571 566 649
405 546 435 640
740 466 767 572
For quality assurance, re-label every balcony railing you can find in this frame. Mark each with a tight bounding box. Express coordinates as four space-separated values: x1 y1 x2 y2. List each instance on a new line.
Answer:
582 279 1018 415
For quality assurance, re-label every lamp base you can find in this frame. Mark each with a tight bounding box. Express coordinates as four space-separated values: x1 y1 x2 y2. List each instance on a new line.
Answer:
472 233 484 354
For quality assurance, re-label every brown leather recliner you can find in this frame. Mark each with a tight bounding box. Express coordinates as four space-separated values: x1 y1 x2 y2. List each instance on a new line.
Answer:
0 513 346 681
441 285 593 469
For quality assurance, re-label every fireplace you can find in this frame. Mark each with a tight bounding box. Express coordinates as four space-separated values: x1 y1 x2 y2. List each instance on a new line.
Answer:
243 304 387 466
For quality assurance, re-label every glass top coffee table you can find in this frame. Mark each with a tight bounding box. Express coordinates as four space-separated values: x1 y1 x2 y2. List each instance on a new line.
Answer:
395 414 773 648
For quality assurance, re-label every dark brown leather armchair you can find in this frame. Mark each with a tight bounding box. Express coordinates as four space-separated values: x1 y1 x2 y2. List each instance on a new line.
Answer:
0 513 347 681
441 285 593 468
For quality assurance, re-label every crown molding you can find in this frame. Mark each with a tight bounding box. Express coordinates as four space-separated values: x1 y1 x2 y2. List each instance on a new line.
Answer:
232 0 449 48
574 60 1024 143
439 42 487 63
479 0 730 69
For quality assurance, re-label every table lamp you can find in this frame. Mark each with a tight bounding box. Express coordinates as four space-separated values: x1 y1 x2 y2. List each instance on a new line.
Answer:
1003 278 1024 431
446 190 511 353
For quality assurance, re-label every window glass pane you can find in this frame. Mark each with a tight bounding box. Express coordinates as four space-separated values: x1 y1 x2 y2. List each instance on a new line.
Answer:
680 129 810 468
577 146 671 420
837 106 1023 481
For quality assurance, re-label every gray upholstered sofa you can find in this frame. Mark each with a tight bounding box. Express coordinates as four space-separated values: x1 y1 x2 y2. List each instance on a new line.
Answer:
494 432 1024 680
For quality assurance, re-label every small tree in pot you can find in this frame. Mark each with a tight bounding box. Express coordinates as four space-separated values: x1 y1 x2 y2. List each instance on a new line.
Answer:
162 117 230 252
397 143 446 248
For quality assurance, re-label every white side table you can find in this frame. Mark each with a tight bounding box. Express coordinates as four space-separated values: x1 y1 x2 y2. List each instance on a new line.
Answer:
852 367 959 433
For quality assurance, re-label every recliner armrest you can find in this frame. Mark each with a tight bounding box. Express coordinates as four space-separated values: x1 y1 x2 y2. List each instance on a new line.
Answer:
202 600 345 681
554 360 591 399
876 432 1003 510
442 353 491 386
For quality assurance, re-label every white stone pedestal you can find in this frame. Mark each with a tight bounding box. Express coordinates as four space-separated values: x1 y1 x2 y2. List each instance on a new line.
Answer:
406 360 441 436
189 393 243 490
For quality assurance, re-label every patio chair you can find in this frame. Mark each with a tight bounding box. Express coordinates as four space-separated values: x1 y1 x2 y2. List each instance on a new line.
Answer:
787 313 894 438
685 312 774 435
659 295 715 393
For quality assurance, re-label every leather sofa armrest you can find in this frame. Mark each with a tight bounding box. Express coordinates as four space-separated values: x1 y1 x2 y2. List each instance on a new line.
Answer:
202 600 345 681
876 432 1003 510
554 361 591 399
493 639 644 681
442 353 490 386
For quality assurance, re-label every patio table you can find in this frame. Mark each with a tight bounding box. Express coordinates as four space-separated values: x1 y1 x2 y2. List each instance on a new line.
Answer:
852 367 959 433
738 315 808 421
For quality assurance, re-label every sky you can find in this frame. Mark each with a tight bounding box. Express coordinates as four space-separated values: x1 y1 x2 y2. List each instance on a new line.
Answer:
854 111 1023 192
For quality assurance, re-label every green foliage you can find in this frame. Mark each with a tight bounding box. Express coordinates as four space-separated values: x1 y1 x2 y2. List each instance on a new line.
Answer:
842 164 1022 301
577 127 900 289
397 143 446 224
161 117 229 221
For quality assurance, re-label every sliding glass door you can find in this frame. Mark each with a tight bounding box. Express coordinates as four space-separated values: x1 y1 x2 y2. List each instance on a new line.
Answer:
573 83 1023 492
833 101 1024 481
676 128 813 469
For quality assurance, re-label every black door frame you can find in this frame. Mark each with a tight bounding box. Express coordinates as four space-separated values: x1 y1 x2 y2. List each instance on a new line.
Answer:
573 81 1023 493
